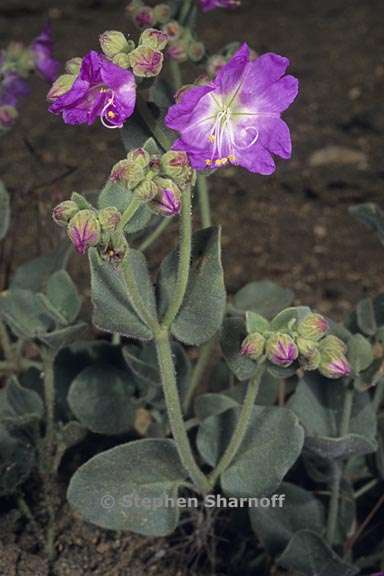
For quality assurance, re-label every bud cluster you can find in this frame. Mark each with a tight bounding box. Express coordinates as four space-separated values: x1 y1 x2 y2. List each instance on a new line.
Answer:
206 42 257 77
240 311 352 379
52 197 127 263
0 42 34 79
127 1 172 29
110 148 196 217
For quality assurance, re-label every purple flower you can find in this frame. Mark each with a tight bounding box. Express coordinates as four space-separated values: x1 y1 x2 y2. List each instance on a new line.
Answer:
31 23 60 82
67 210 101 255
165 44 298 174
0 73 30 107
319 355 351 379
266 333 299 367
48 50 136 128
150 178 182 216
199 0 241 12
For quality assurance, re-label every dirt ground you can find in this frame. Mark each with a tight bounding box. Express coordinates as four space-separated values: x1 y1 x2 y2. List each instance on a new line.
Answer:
0 0 384 573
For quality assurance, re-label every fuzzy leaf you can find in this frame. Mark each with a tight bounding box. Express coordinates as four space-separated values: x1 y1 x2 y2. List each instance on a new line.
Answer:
233 280 294 318
67 439 188 536
220 317 258 381
10 245 70 292
98 180 152 234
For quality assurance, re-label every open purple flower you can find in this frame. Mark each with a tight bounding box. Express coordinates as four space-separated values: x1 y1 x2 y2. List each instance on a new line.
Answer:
199 0 241 12
48 50 136 128
165 44 298 174
31 23 60 82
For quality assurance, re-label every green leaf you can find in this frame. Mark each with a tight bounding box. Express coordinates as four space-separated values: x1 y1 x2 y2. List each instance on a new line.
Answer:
0 180 10 240
277 530 358 576
68 365 136 435
249 483 325 555
88 248 153 340
159 227 226 345
46 270 81 324
71 191 94 210
347 333 374 373
356 297 377 336
10 244 70 292
0 425 35 496
38 322 87 351
220 317 258 381
233 280 294 319
67 439 188 536
288 373 377 459
197 405 304 497
98 180 152 234
245 311 269 334
270 306 312 331
0 289 54 339
0 376 44 425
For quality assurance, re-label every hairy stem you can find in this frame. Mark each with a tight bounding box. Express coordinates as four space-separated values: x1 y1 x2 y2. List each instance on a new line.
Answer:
209 364 265 486
197 174 212 228
326 384 354 545
162 186 192 328
122 255 160 334
183 336 216 414
120 195 142 231
156 330 210 493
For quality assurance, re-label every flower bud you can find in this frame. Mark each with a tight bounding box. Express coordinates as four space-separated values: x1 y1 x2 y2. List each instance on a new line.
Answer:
266 333 299 367
300 349 321 371
319 353 351 379
160 150 195 188
98 207 121 232
52 200 80 226
140 28 168 51
67 210 101 255
167 40 188 63
319 335 347 356
132 6 156 29
240 333 265 361
100 230 128 264
153 3 172 24
99 30 129 58
126 0 143 15
65 57 82 74
297 313 329 341
112 53 131 69
0 105 18 129
47 74 76 101
129 46 164 77
207 54 226 77
110 159 145 190
135 178 159 202
162 21 183 41
126 147 151 169
188 41 206 63
296 337 317 358
150 178 181 216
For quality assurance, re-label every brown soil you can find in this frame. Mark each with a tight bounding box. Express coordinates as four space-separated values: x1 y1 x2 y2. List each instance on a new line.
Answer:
1 0 384 573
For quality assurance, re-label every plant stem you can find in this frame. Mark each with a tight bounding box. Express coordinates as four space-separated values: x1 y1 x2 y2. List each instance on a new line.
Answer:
42 348 56 461
354 478 379 499
162 186 192 329
183 336 216 414
155 330 211 493
122 255 160 334
197 174 212 228
136 95 171 151
16 495 45 546
179 0 193 24
0 318 14 362
169 59 183 91
373 372 384 411
209 364 265 486
120 195 142 231
326 384 354 545
138 217 172 251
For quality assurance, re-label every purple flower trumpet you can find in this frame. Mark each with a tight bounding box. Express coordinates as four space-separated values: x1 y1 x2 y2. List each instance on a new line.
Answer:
199 0 241 12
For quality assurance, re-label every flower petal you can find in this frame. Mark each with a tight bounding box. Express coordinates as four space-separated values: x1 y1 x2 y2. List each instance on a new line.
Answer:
237 141 276 175
215 43 250 95
258 117 292 159
165 84 214 131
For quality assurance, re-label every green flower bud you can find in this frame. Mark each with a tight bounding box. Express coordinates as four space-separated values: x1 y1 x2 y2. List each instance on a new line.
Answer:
135 178 159 202
65 57 82 74
126 147 151 169
99 30 129 58
153 3 172 24
47 74 75 101
126 0 143 15
266 333 299 367
319 352 351 379
149 177 182 216
319 335 347 356
98 207 121 232
300 349 321 371
297 313 329 341
67 210 101 255
132 6 156 29
140 28 168 51
52 200 80 226
129 46 164 77
112 53 131 69
162 21 183 41
110 159 145 190
296 337 317 358
167 39 188 62
240 333 265 361
188 41 205 63
160 150 196 188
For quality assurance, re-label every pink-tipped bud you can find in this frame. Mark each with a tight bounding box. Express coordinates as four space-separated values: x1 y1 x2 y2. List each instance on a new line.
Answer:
47 74 75 101
266 333 299 367
110 159 145 189
167 40 188 63
207 54 227 77
140 28 168 51
65 57 82 74
160 150 196 188
129 46 164 77
100 30 129 58
98 207 121 232
297 313 329 341
150 178 181 216
52 200 79 227
153 3 172 24
126 147 151 168
188 41 206 63
319 354 351 379
0 105 18 129
67 210 101 255
162 21 183 41
240 333 265 361
132 6 155 29
319 335 347 356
